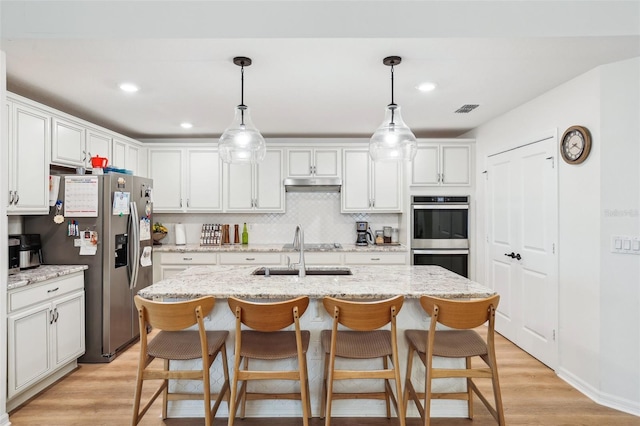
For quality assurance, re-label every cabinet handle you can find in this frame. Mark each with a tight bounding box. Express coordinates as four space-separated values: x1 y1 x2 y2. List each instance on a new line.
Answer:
245 257 255 261
47 287 59 293
14 191 19 205
50 310 55 324
180 199 183 208
54 308 59 323
370 258 381 261
187 199 190 208
183 257 193 261
8 191 14 205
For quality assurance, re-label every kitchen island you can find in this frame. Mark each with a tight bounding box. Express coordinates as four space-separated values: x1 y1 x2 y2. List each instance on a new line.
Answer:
139 265 495 419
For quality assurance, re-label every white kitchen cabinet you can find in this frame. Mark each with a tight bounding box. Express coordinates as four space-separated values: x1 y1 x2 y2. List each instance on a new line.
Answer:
153 252 217 282
286 147 341 178
412 143 471 186
50 118 111 170
149 147 222 213
342 149 402 213
225 148 284 212
51 116 86 167
7 97 50 215
344 252 407 265
219 252 282 265
7 272 85 410
112 136 144 175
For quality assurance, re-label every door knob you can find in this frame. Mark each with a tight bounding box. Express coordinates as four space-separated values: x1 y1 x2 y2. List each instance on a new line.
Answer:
504 252 522 260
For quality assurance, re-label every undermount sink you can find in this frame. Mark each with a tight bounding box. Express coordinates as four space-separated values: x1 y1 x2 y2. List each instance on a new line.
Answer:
252 267 352 276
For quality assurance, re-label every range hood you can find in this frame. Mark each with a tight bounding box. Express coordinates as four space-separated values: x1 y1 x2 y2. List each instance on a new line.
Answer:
283 177 342 192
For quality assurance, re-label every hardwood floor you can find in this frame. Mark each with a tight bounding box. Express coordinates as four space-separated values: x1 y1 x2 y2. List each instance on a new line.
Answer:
7 330 639 426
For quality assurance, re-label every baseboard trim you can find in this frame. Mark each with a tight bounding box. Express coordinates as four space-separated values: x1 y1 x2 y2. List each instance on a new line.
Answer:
557 367 640 417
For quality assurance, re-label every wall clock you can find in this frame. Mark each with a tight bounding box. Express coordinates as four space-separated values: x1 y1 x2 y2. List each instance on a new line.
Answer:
560 125 591 164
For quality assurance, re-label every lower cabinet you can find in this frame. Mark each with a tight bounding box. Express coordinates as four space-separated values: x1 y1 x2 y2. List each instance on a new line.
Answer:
7 272 85 410
152 252 217 282
344 252 407 265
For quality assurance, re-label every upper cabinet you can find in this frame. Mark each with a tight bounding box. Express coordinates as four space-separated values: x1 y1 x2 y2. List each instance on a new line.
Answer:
6 98 51 215
341 148 402 213
286 148 341 178
411 142 472 186
112 136 147 177
225 148 284 213
51 118 111 170
148 146 222 213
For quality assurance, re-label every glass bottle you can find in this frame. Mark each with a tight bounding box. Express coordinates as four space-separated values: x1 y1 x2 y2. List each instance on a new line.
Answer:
242 223 249 245
234 224 240 244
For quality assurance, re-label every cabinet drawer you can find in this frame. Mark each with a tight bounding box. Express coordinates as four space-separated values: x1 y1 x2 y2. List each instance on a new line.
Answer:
9 273 84 313
344 253 407 265
300 252 343 265
219 253 281 265
160 252 217 265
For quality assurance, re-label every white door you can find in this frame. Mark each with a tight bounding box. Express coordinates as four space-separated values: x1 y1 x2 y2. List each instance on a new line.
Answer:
342 149 371 211
255 149 284 211
86 129 111 169
372 160 401 211
486 135 558 368
149 149 183 211
186 149 222 211
226 162 254 211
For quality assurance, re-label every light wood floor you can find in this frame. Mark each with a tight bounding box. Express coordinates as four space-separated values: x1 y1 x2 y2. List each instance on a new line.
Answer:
8 330 639 426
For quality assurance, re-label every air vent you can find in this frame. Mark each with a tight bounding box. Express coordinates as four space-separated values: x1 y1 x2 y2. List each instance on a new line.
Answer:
454 104 479 113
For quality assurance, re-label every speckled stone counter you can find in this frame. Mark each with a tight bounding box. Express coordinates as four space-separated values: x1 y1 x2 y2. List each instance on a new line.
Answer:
152 243 407 253
7 265 88 290
139 264 491 300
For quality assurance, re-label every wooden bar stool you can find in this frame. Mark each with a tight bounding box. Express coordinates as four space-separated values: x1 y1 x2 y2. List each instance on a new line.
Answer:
403 294 505 426
321 295 405 426
227 296 311 426
131 295 230 426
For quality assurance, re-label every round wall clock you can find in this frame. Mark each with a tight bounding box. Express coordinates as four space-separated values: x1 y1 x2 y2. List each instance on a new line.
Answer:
560 125 591 164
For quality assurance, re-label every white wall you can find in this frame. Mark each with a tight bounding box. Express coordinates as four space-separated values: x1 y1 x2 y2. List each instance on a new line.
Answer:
466 57 639 415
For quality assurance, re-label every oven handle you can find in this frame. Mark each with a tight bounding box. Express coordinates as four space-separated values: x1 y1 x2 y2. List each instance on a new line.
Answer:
413 249 470 255
412 205 469 210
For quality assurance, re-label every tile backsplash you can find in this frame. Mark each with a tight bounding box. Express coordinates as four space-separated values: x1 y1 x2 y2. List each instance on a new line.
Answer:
154 192 400 245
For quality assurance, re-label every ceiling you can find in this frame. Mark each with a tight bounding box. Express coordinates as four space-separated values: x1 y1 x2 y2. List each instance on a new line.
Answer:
1 1 639 140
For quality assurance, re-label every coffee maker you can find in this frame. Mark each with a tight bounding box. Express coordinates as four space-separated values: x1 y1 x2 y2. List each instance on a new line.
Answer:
356 221 373 246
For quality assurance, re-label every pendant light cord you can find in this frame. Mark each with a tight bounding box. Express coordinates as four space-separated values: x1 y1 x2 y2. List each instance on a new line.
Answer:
389 63 396 125
240 64 246 126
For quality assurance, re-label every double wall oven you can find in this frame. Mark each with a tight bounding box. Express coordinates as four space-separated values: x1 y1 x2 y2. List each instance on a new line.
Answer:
411 195 469 277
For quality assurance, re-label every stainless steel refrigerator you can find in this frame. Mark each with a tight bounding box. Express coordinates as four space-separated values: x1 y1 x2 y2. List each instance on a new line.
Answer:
24 173 153 363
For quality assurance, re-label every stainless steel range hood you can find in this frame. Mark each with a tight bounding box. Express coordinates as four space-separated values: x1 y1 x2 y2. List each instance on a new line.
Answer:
283 177 342 192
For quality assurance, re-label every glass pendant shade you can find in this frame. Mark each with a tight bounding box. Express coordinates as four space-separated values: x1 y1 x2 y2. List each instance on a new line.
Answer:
219 104 266 164
369 104 417 162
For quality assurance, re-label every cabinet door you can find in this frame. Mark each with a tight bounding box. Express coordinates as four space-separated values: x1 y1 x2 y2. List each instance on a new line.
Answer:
186 149 222 211
126 144 140 175
314 149 340 177
441 145 471 186
52 291 85 368
7 303 52 398
112 138 127 169
372 160 402 212
342 149 371 212
287 149 313 177
9 102 50 214
86 129 111 169
5 101 13 205
255 149 284 211
51 117 86 167
149 149 184 211
412 145 440 185
226 162 254 211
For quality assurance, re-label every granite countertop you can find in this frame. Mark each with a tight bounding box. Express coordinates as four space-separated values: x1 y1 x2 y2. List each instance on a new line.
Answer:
7 265 88 291
152 243 407 253
138 265 493 300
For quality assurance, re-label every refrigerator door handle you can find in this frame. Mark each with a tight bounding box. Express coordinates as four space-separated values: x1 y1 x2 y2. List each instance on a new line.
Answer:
128 202 141 290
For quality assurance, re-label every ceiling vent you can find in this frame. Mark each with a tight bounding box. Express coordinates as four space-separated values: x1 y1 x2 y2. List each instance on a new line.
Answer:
454 104 479 113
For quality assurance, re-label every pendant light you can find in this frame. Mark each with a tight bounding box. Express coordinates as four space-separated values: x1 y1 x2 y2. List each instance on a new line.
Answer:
369 56 417 162
219 56 266 164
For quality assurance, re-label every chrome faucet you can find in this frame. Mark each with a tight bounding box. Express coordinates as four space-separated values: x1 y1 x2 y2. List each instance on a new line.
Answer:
291 224 306 277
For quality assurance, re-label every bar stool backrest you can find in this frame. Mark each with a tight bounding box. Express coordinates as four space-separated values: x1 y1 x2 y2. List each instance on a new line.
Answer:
323 296 404 330
228 296 310 331
420 294 500 329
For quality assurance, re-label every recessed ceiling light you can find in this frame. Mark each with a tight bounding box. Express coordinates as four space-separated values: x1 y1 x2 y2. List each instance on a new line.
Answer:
416 82 437 92
180 122 193 129
119 82 139 93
